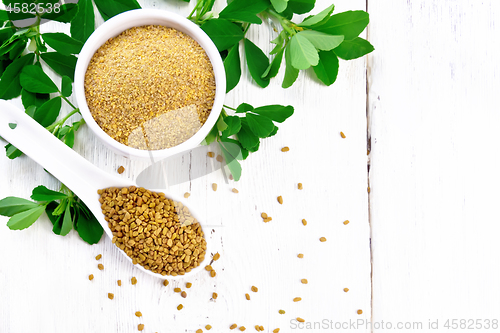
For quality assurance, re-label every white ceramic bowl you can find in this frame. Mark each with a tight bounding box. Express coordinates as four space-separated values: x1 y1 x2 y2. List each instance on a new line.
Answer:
74 9 225 160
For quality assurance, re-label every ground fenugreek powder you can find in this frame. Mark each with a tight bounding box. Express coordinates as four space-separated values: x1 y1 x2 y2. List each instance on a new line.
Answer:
85 25 216 150
98 186 207 276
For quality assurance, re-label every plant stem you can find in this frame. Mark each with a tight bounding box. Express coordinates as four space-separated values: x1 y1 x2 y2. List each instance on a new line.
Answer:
46 108 80 132
61 94 77 109
223 105 237 111
266 8 295 36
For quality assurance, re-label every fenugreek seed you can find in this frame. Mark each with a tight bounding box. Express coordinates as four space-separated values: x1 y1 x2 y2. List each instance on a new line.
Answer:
207 152 215 158
174 287 181 293
279 310 285 314
108 293 114 300
117 166 125 174
245 293 250 300
184 192 190 198
277 196 283 204
261 212 268 219
95 254 102 260
230 324 237 330
357 310 363 314
273 329 280 333
259 326 264 331
196 330 203 333
212 292 218 299
281 147 289 152
302 219 307 226
117 280 122 286
212 183 217 191
216 155 223 162
135 311 142 317
297 318 305 323
186 282 192 288
367 187 371 193
205 325 212 330
239 327 246 331
229 174 234 180
343 220 350 225
298 183 303 190
320 237 327 242
177 304 183 310
254 325 260 331
181 291 187 298
210 270 216 277
263 217 272 223
251 286 258 292
88 274 94 281
344 288 349 292
301 279 308 284
340 131 346 139
213 253 220 261
232 188 239 193
293 297 302 302
138 324 144 331
131 277 137 285
205 265 213 271
98 264 104 270
163 280 169 286
297 253 304 258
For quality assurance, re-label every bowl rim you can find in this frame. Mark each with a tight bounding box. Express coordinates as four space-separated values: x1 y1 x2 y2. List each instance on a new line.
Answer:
74 8 225 160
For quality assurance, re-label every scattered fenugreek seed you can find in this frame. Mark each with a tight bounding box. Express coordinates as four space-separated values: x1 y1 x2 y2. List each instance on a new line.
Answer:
212 183 217 191
196 329 203 333
210 270 216 277
302 219 307 226
138 324 144 331
98 264 104 270
117 280 122 286
298 183 303 190
261 212 268 219
293 297 302 302
135 311 142 317
174 287 181 293
259 326 264 331
320 237 327 242
245 293 250 300
205 265 213 271
230 324 238 330
277 196 283 204
186 282 192 288
357 310 363 314
279 310 285 314
108 293 114 300
131 277 137 285
281 147 289 152
184 192 191 198
213 253 220 261
181 291 187 298
297 253 304 258
340 131 346 139
205 325 212 330
117 166 125 174
232 188 239 193
301 279 308 284
95 254 102 260
88 274 94 281
273 329 280 333
212 292 218 299
343 220 350 225
216 155 223 162
367 187 371 193
263 217 272 223
177 304 183 310
297 318 305 323
251 286 258 292
163 280 169 286
255 325 260 331
344 288 349 292
207 152 215 158
239 327 246 331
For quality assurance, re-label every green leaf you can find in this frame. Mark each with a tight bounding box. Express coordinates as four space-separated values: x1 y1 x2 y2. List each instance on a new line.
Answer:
298 3 334 27
45 201 62 234
40 52 77 81
0 197 39 217
42 33 83 55
0 53 34 99
31 185 68 202
21 89 50 109
217 116 228 132
20 65 58 93
313 50 339 86
314 10 369 41
5 143 22 159
8 39 27 60
219 0 269 24
262 46 284 79
237 119 260 151
0 38 24 57
42 3 78 23
64 128 75 148
59 204 73 236
25 105 36 117
334 37 374 60
244 38 270 88
270 30 286 55
282 45 299 88
224 44 241 93
270 0 288 13
286 0 315 14
298 30 343 51
201 19 244 52
201 123 218 145
252 105 294 123
70 0 95 43
289 33 318 69
33 96 62 127
236 102 254 113
219 141 242 181
268 125 278 137
245 113 274 138
61 75 72 97
6 205 45 230
221 116 242 137
74 201 103 244
93 0 141 21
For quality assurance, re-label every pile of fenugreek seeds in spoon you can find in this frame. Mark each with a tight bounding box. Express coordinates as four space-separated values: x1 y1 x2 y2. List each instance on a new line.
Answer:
98 186 206 276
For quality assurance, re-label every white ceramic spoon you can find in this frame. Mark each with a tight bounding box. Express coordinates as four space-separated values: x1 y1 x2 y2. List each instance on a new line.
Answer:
0 100 210 279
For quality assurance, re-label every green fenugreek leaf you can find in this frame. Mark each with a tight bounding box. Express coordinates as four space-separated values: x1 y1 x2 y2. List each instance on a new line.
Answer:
289 33 318 69
219 139 242 181
61 75 72 97
74 201 103 244
6 205 45 230
237 119 260 151
0 53 34 99
0 196 39 217
40 52 77 81
297 30 343 51
219 0 270 24
201 19 244 52
31 185 68 202
42 3 78 23
20 65 59 94
42 33 84 55
236 102 254 113
282 45 299 88
33 96 62 127
244 38 270 88
252 105 294 123
221 116 242 137
298 3 334 27
262 46 284 80
270 0 289 13
21 89 50 109
245 113 275 138
5 143 22 159
314 10 369 41
93 0 141 21
334 37 374 60
313 50 339 86
224 44 241 93
70 0 95 43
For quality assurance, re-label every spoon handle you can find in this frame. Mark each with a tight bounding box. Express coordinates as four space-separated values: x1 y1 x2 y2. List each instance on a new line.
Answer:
0 101 132 233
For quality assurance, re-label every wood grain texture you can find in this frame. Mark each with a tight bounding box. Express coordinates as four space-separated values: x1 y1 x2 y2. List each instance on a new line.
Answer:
0 0 370 332
368 1 500 332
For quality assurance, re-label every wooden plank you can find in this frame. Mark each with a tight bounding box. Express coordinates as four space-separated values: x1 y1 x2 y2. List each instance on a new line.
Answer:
0 0 371 331
368 1 500 331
